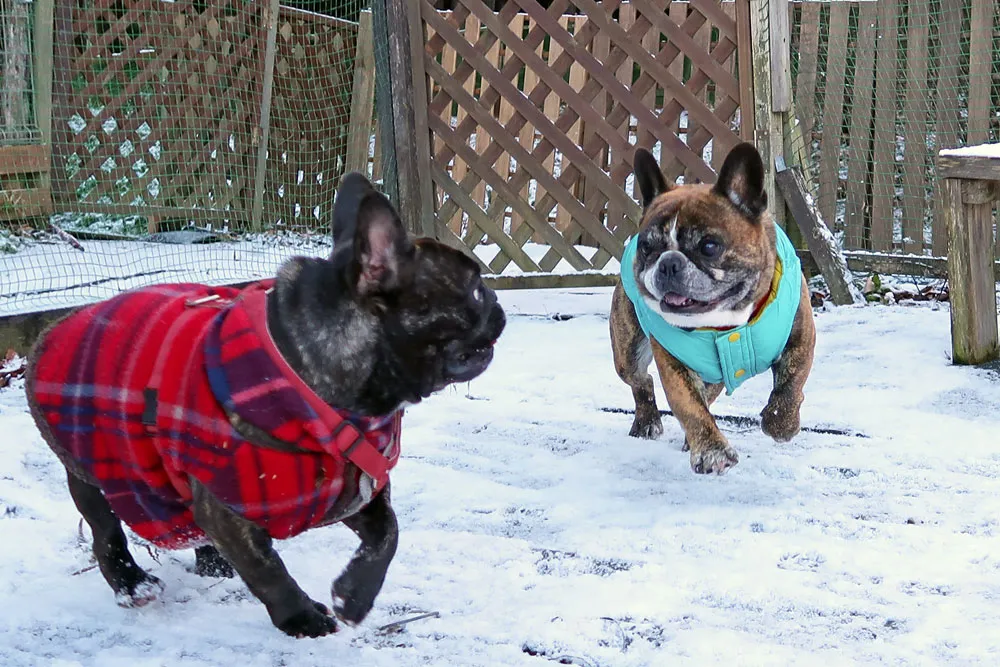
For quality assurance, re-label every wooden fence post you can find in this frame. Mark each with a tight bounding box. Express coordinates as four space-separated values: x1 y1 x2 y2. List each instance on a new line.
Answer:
376 0 434 238
33 0 55 209
1 0 31 143
938 152 1000 365
747 0 782 228
249 0 281 232
345 10 376 177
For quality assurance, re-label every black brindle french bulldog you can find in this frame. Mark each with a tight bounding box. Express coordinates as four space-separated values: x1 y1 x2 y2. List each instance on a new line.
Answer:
25 172 506 637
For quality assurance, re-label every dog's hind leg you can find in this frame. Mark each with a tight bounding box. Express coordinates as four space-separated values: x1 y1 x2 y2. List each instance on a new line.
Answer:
610 283 663 439
66 471 164 607
332 482 398 626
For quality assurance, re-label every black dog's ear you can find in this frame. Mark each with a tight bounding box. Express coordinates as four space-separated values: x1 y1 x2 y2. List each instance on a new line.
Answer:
714 142 767 220
633 147 672 208
352 190 413 296
332 172 375 247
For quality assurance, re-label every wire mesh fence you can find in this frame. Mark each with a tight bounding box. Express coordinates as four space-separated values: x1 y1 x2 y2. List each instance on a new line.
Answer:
1 0 40 144
1 0 393 316
786 0 1000 258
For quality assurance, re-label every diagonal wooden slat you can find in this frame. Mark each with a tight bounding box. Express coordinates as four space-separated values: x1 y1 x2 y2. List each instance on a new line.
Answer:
429 112 594 271
432 163 543 273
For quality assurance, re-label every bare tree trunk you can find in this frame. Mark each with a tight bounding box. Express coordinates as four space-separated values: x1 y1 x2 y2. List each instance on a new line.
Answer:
2 0 31 143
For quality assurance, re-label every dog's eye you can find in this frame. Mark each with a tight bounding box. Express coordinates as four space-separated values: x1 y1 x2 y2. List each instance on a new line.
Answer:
699 238 723 259
637 237 650 256
472 286 483 303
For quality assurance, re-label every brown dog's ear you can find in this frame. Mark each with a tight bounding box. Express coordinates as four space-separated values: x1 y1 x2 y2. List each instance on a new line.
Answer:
714 142 767 220
633 147 672 208
353 191 413 296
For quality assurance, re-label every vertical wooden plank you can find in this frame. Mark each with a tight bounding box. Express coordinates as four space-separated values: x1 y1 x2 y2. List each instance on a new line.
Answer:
901 2 928 255
33 0 55 210
345 10 376 176
769 0 790 113
735 0 755 144
1 0 31 142
967 0 992 145
931 0 963 256
634 5 660 200
817 2 849 231
844 1 876 251
386 0 435 237
870 0 898 251
748 0 779 224
944 177 999 364
250 0 282 231
793 1 820 144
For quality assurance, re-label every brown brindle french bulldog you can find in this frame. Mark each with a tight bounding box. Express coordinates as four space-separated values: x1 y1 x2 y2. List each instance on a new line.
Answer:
610 143 816 474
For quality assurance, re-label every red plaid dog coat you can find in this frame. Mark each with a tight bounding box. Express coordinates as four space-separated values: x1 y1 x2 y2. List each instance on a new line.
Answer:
29 281 402 549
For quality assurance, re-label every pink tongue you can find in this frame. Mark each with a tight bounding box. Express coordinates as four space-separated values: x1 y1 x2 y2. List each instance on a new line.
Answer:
662 293 693 307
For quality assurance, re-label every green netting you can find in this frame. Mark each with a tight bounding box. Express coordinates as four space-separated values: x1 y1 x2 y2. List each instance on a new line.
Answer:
1 0 396 316
785 0 1000 258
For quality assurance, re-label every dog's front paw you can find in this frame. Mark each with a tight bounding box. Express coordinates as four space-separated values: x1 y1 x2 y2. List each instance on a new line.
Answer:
332 574 375 626
760 397 801 443
277 601 338 638
629 412 664 440
690 442 739 475
113 572 165 608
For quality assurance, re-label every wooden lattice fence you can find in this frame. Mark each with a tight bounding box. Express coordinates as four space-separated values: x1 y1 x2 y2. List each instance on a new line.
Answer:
46 0 370 232
265 8 358 228
416 0 753 276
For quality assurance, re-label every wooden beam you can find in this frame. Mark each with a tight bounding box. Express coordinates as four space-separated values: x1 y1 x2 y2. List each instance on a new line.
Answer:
33 0 55 209
747 0 780 225
484 273 619 291
937 154 1000 181
0 144 49 175
768 0 791 112
776 158 864 305
345 10 376 177
942 177 998 365
381 0 435 237
249 0 281 232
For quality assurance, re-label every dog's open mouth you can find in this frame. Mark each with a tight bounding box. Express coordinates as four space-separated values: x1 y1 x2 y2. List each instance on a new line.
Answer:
660 292 718 311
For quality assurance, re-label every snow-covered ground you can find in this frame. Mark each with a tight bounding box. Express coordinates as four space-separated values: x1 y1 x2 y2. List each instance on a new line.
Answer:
2 288 1000 666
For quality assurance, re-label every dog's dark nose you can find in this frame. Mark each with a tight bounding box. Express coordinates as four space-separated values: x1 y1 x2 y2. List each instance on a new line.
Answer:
658 252 684 277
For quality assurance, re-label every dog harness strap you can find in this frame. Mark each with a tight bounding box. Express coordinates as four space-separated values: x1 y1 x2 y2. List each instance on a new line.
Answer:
332 422 390 490
238 286 395 489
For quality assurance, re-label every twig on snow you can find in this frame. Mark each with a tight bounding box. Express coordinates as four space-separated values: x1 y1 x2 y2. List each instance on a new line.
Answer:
71 563 98 576
48 221 86 252
376 611 440 634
